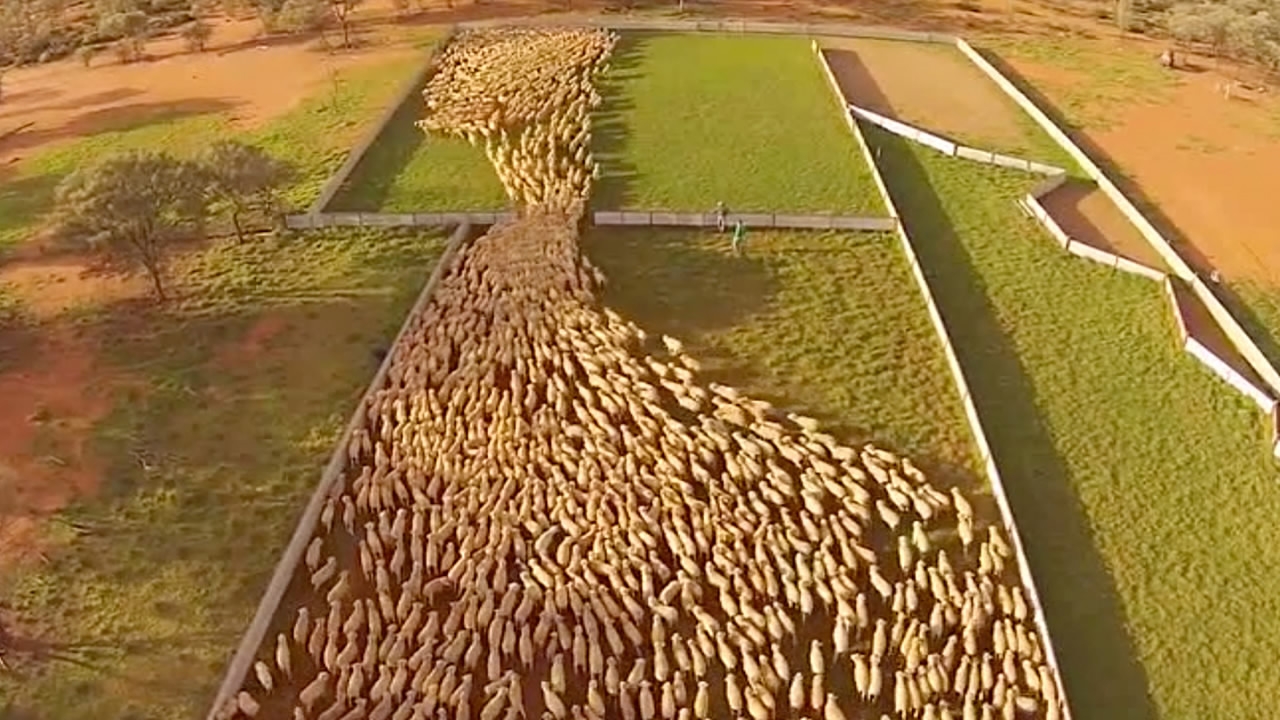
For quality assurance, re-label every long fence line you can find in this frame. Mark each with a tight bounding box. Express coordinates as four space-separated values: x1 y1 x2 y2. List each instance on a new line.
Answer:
846 90 1280 424
813 43 1075 720
307 25 459 215
592 210 896 231
287 210 514 229
950 38 1280 421
204 223 474 720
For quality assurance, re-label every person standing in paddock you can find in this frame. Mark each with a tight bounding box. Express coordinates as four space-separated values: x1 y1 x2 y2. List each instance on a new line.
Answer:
715 201 728 233
731 219 747 257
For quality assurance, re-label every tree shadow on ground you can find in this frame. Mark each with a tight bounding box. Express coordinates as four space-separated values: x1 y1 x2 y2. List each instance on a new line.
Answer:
589 33 644 210
979 47 1280 374
868 124 1161 720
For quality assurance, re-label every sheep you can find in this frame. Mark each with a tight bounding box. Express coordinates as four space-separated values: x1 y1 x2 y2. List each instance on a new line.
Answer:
225 33 1062 719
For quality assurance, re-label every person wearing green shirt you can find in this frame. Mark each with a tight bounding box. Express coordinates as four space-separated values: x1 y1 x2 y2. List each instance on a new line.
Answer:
731 219 747 257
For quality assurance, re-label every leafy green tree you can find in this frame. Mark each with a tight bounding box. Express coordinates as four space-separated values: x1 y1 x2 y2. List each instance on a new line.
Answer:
53 151 210 301
199 140 294 242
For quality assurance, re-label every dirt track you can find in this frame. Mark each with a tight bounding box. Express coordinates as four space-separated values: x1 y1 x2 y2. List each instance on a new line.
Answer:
1038 180 1167 270
819 36 1033 152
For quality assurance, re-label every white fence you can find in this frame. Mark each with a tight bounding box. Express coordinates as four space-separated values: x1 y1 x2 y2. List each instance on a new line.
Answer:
593 210 896 231
1186 338 1278 412
952 37 1280 402
849 103 1064 176
204 223 473 720
813 43 1074 720
309 26 458 214
1019 195 1071 248
457 15 957 42
286 211 514 228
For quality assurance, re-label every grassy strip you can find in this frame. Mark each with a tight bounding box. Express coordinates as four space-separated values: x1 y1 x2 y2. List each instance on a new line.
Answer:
0 52 427 252
592 33 885 215
583 227 980 489
325 66 506 212
0 229 448 719
869 125 1280 720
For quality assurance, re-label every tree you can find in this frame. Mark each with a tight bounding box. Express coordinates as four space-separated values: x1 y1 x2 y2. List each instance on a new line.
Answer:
199 140 294 242
276 0 327 39
1116 0 1133 31
328 0 363 48
98 9 149 62
53 151 209 301
181 19 214 51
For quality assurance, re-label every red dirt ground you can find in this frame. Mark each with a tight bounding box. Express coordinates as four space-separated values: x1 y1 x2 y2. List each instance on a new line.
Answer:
998 41 1280 288
0 0 420 168
1038 180 1167 270
0 326 111 570
820 36 1033 151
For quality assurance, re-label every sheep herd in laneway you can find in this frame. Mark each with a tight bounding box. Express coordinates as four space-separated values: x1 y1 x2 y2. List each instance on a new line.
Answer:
418 27 614 211
214 27 1066 720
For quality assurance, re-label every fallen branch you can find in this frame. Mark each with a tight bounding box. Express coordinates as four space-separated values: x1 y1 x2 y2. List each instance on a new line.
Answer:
0 121 34 144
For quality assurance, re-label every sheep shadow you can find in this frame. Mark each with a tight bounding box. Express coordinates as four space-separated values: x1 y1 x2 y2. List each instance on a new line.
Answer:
590 33 645 211
867 122 1161 720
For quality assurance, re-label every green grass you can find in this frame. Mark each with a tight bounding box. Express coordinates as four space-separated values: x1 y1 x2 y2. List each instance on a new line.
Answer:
868 124 1280 720
592 33 885 215
0 51 429 253
583 227 980 490
0 228 448 720
325 74 506 212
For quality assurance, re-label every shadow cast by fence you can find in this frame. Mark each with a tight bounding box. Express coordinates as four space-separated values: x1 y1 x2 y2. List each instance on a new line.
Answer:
590 32 644 210
325 82 428 212
868 127 1161 720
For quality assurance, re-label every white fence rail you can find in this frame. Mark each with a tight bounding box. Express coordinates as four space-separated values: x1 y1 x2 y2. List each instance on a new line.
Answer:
952 37 1280 403
204 223 473 720
814 43 1074 720
593 210 896 231
286 211 514 228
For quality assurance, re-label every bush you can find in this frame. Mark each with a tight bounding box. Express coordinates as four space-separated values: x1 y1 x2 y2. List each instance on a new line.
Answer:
180 19 212 51
76 45 101 67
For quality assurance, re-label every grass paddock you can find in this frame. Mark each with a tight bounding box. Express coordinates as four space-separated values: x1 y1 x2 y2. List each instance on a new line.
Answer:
0 229 448 719
869 124 1280 720
592 33 885 215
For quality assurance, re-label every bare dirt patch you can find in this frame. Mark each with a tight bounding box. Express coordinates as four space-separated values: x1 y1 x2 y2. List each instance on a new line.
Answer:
0 8 418 167
1170 278 1264 387
214 313 291 370
0 257 149 321
1039 180 1167 270
820 37 1033 150
999 45 1280 288
0 327 111 572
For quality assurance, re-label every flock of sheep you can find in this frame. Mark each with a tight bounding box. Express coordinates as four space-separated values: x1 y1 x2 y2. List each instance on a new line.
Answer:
418 27 615 211
215 26 1065 720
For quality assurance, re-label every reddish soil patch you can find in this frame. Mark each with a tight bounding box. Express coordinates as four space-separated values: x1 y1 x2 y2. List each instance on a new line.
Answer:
215 313 291 370
820 37 1033 151
1038 180 1167 271
0 257 149 320
1169 278 1264 387
0 2 420 166
1000 46 1280 288
0 326 111 571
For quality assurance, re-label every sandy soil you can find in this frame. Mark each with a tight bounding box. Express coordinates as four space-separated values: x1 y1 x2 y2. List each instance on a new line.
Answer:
1039 180 1167 271
999 45 1280 288
0 1 420 167
819 36 1033 151
0 326 112 570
